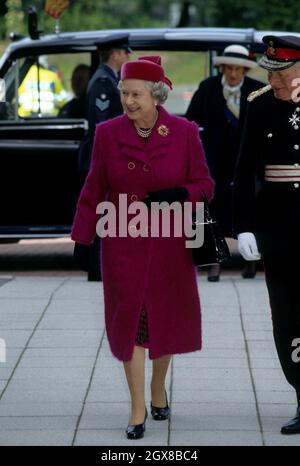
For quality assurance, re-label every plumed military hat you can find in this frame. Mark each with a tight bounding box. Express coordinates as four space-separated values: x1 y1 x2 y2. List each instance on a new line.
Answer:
121 55 173 89
95 33 132 53
259 35 300 71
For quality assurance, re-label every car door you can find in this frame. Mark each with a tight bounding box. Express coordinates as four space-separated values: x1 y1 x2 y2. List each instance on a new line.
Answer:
0 53 89 238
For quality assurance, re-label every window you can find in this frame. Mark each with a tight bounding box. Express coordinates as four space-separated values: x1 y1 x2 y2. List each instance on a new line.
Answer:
0 52 90 120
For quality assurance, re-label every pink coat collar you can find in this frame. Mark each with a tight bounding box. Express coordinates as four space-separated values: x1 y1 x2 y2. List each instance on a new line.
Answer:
118 106 173 161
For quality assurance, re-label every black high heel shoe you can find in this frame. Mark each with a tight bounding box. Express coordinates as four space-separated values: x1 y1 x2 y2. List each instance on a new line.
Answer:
151 390 170 421
126 409 148 440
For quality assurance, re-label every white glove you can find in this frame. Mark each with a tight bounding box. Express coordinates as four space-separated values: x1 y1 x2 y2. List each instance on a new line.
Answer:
237 232 261 261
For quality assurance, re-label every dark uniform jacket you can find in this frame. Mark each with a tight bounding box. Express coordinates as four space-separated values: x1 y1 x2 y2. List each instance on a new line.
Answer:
78 63 123 172
186 74 263 236
233 87 300 235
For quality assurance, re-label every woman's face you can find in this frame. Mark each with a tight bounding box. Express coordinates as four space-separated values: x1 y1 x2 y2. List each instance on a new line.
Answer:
222 65 246 86
120 79 157 124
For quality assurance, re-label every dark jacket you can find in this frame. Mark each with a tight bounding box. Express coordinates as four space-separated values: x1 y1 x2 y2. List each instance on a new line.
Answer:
78 64 123 172
233 87 300 235
186 74 263 236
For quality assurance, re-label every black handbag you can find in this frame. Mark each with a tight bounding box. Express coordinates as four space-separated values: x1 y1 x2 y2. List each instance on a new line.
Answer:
191 194 231 267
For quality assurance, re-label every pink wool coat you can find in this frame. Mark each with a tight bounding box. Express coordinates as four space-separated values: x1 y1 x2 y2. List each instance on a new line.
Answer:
71 106 214 361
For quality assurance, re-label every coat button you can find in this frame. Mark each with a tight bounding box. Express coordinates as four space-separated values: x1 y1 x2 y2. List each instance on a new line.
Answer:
294 145 299 150
130 194 138 201
143 164 150 172
294 183 299 188
128 162 135 170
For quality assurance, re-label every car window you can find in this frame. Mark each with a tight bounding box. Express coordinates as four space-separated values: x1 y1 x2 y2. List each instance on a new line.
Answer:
0 52 90 120
134 50 209 114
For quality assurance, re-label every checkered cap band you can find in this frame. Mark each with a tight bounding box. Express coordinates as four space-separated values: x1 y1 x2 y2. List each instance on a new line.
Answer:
259 54 295 71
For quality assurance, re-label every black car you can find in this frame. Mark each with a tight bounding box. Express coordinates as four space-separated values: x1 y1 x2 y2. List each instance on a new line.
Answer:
0 16 272 240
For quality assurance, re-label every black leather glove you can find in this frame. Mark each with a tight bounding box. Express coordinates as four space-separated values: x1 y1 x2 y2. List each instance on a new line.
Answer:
143 187 189 207
73 242 90 272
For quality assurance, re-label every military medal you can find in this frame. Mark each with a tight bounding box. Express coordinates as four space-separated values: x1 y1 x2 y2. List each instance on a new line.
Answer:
289 112 300 130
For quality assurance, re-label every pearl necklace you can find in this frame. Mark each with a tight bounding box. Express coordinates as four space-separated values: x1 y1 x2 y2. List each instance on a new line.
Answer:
135 126 152 138
134 111 158 139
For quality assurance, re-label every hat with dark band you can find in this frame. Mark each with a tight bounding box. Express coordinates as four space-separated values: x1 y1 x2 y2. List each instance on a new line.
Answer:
121 55 173 89
259 35 300 71
95 33 132 53
213 45 257 69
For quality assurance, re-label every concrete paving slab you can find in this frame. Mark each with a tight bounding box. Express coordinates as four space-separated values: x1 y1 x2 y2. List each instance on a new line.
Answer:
263 432 300 446
171 412 259 431
0 402 82 417
172 388 256 403
0 416 77 430
172 367 252 380
174 377 252 391
258 403 297 417
16 357 96 369
0 274 299 446
173 357 248 369
171 402 256 417
0 429 74 446
22 347 98 358
11 367 93 380
74 428 168 446
256 390 296 404
38 314 103 330
0 277 64 299
0 386 87 403
0 330 32 348
28 329 102 348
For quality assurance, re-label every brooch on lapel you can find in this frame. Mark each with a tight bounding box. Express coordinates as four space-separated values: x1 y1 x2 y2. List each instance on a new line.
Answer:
157 125 169 137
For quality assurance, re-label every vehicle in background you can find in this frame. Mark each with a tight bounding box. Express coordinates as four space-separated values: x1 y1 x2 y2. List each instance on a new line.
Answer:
1 12 290 241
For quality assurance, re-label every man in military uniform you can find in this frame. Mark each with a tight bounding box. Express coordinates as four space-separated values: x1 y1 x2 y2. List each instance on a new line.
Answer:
77 34 131 281
234 35 300 434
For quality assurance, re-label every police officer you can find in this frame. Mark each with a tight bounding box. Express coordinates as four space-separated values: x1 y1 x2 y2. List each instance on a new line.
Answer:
78 34 131 175
77 34 131 281
234 35 300 434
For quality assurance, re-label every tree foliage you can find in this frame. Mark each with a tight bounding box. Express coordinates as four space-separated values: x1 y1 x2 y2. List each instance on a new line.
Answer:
1 0 300 39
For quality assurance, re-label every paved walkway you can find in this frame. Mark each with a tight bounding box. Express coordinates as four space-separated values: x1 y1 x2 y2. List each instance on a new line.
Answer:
0 272 299 446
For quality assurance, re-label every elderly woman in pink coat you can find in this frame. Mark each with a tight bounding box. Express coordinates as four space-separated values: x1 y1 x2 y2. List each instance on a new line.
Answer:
71 56 214 440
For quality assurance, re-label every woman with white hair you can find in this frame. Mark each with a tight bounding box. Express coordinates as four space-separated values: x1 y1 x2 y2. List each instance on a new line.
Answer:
186 44 263 281
72 55 214 439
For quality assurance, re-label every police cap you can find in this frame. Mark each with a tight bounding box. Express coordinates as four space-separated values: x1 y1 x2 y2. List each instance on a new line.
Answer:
259 35 300 71
95 33 132 53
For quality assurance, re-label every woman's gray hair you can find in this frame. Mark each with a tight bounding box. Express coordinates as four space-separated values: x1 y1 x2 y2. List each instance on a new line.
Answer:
145 81 169 104
118 80 169 104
